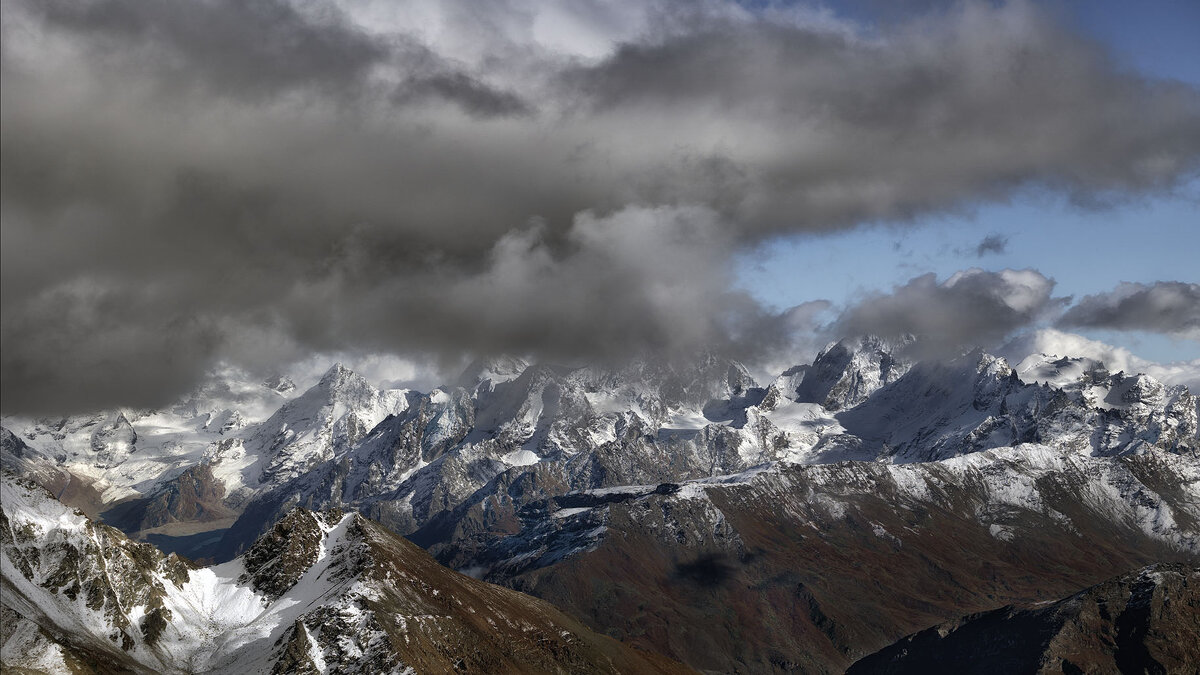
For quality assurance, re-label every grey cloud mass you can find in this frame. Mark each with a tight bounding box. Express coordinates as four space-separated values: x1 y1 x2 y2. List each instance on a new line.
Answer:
834 269 1065 353
3 0 1200 413
1058 282 1200 338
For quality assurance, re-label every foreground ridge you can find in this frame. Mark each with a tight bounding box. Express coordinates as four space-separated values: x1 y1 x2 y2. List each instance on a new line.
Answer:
0 471 692 674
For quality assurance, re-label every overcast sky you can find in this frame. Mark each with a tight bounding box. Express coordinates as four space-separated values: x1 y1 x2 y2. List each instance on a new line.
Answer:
2 0 1198 413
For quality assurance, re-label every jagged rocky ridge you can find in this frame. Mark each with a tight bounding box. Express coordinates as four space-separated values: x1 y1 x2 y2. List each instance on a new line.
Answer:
846 563 1200 674
0 472 691 674
5 338 1195 551
220 340 1197 556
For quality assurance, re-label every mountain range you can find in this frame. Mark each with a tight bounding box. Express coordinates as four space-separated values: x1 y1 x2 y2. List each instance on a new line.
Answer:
3 336 1198 673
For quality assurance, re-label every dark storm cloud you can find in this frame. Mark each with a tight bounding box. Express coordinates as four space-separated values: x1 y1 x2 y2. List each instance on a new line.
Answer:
974 234 1008 257
1058 282 1200 338
3 0 1200 413
26 0 389 98
834 269 1066 352
0 283 226 413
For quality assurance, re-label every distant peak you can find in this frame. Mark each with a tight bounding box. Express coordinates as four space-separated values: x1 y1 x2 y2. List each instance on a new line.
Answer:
263 374 296 394
973 351 1012 376
457 355 530 389
318 362 368 390
834 333 917 353
792 335 916 410
322 362 351 379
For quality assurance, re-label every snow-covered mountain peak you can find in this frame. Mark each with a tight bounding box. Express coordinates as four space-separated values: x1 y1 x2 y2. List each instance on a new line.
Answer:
972 349 1013 378
313 362 374 400
831 347 1198 462
88 412 138 465
1015 352 1193 414
0 427 45 469
789 334 914 410
242 363 413 489
576 352 760 413
169 364 298 422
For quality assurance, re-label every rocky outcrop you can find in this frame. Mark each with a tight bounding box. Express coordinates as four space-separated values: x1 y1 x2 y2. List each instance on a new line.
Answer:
239 507 344 600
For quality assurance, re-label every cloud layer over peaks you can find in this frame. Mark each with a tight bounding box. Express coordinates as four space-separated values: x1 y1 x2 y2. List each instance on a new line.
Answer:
832 268 1065 354
3 0 1200 412
1058 282 1200 339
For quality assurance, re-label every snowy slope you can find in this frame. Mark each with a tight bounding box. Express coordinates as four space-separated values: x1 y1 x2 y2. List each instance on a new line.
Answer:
1 474 364 673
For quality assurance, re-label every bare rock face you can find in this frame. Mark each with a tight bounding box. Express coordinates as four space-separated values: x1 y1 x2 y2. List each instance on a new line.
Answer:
270 618 321 675
239 507 345 600
847 564 1200 674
